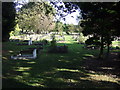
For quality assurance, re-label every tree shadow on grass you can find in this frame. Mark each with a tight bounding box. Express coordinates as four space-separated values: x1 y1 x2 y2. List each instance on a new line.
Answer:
2 78 35 88
25 43 119 88
2 42 120 88
82 52 120 76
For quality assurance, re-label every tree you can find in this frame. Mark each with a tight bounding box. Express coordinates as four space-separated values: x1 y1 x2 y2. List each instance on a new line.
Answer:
17 2 56 34
50 2 81 25
54 21 64 35
63 24 69 34
10 24 21 36
75 2 120 58
2 2 16 42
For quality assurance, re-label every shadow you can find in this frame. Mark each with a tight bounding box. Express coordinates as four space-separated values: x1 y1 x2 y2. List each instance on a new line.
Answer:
2 41 120 88
2 78 35 88
82 52 120 76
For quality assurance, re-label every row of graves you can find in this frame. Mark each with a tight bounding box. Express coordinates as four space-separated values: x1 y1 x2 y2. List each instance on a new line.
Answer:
11 37 68 59
72 35 120 50
11 38 47 60
72 35 97 50
10 33 50 42
82 42 120 50
81 43 120 50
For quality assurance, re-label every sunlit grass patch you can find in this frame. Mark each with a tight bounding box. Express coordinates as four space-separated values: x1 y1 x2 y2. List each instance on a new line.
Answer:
14 75 46 87
58 59 70 63
14 75 23 80
112 41 120 47
27 61 36 64
22 72 30 77
21 58 30 60
100 67 114 70
55 68 80 73
2 57 8 60
112 49 120 52
14 67 32 71
30 83 45 87
55 78 78 83
80 74 120 85
83 54 94 57
8 50 14 53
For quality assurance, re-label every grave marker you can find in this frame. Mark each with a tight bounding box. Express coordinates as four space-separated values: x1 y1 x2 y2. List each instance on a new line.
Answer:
33 49 37 58
28 38 32 45
11 49 37 59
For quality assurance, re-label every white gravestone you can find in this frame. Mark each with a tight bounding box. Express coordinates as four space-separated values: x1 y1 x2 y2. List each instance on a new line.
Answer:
28 38 32 45
11 49 37 59
33 49 37 58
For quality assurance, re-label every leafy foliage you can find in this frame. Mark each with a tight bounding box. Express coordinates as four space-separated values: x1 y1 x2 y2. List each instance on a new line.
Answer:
17 2 56 34
75 2 120 58
50 2 81 24
10 24 21 36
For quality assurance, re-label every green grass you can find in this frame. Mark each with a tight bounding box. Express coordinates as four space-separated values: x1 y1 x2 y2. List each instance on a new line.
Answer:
2 35 120 88
112 41 120 47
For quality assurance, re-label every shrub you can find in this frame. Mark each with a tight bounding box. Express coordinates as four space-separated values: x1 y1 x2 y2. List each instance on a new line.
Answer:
42 39 48 45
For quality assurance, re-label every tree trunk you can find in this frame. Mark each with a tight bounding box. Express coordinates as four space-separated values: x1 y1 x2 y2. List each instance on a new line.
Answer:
99 35 104 59
107 43 110 54
106 34 110 56
105 42 110 59
2 33 10 42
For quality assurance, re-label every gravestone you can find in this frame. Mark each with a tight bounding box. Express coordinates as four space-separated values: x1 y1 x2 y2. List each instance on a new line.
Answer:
11 49 37 59
28 38 32 45
33 49 37 58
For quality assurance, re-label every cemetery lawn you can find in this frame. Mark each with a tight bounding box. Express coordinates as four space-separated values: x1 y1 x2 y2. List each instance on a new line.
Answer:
2 36 120 88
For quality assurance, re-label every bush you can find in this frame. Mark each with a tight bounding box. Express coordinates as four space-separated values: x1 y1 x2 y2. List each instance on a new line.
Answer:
42 39 48 45
48 45 68 53
48 34 68 53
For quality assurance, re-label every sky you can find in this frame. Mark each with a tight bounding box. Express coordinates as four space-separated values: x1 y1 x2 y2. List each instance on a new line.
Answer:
51 2 81 25
60 9 81 25
14 0 81 25
54 9 81 25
